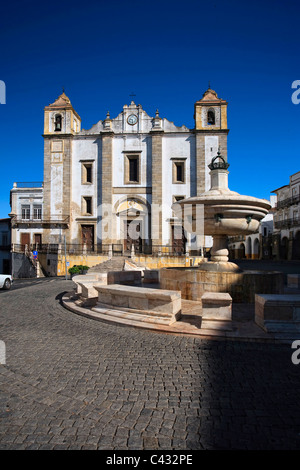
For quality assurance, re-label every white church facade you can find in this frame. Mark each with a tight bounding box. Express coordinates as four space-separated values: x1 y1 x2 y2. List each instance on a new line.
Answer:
10 87 229 255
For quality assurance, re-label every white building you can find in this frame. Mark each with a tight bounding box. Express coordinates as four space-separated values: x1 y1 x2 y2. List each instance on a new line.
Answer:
10 87 229 255
228 195 276 260
271 171 300 260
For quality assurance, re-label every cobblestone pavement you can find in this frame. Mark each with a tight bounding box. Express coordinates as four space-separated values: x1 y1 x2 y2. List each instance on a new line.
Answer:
0 278 300 450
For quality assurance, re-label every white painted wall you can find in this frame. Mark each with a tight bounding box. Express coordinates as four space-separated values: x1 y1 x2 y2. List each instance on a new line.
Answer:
162 134 195 244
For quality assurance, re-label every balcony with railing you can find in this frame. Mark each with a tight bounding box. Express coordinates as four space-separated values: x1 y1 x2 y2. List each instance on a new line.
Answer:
11 214 70 226
276 193 300 209
274 217 300 229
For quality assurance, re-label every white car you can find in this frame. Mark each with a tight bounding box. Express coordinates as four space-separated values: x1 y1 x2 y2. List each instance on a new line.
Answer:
0 275 13 290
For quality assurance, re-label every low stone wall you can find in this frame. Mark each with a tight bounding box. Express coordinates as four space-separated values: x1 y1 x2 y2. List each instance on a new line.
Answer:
160 267 284 303
107 271 141 286
255 294 300 332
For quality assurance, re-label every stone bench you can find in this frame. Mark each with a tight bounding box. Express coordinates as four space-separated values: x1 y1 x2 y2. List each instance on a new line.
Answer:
201 292 232 321
78 281 104 300
94 284 182 322
74 271 142 297
73 273 108 294
255 294 300 333
287 274 300 290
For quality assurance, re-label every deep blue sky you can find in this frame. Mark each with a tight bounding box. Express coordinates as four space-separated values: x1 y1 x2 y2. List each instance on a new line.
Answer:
0 0 299 217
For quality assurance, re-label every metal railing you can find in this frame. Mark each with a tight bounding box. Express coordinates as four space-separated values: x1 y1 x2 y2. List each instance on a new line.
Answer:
11 243 123 256
11 243 188 256
276 194 300 209
11 215 70 225
150 245 186 256
274 217 300 229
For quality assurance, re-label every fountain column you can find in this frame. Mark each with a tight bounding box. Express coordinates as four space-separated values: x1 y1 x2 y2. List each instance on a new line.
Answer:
210 234 229 262
207 153 231 264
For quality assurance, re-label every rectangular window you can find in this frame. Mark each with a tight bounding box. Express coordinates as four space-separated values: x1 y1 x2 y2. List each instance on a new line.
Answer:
21 205 30 220
172 160 185 183
83 197 92 215
129 157 138 182
33 205 42 220
124 154 140 184
82 162 93 184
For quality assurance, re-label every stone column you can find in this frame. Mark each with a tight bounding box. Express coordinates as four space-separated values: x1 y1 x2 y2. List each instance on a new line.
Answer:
210 234 229 262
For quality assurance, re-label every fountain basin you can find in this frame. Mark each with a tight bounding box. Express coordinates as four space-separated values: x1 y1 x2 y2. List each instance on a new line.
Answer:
159 267 284 303
181 194 270 236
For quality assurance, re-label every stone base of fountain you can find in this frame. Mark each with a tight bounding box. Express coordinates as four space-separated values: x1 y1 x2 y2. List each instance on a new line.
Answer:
159 266 284 304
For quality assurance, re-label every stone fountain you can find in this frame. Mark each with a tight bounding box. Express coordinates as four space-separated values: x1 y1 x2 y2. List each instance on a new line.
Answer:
160 153 284 302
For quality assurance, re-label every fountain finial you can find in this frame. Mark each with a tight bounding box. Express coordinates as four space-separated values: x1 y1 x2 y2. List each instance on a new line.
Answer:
208 150 230 171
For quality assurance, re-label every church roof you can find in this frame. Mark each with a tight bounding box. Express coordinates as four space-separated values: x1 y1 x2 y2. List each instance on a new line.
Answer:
44 91 81 120
196 87 227 104
46 91 73 108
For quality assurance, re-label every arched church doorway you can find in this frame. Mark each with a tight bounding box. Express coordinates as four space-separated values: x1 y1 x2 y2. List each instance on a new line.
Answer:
115 197 151 254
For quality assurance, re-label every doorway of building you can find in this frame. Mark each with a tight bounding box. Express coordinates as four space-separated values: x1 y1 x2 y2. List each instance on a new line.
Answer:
124 220 143 253
81 225 94 250
34 234 42 248
20 233 30 251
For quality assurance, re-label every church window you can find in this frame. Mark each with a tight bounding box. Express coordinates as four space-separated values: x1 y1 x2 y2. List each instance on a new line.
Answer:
83 197 92 215
125 154 140 184
82 162 93 184
173 161 185 183
207 109 215 125
54 114 62 131
129 157 138 182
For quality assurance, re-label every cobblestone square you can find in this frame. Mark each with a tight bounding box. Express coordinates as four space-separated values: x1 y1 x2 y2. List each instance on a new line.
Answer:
0 278 299 450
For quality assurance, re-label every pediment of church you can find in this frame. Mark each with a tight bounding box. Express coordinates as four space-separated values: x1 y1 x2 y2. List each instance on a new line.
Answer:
80 101 190 134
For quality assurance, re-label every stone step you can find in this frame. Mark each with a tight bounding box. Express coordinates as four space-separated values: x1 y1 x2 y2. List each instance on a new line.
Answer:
92 305 172 325
90 256 146 273
94 301 173 318
90 257 126 272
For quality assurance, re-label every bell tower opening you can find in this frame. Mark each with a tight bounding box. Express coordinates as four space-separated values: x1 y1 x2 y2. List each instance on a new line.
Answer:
54 114 62 131
207 109 215 125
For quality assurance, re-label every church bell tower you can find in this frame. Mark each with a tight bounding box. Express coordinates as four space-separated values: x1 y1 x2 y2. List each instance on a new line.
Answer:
42 92 81 243
194 86 229 194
